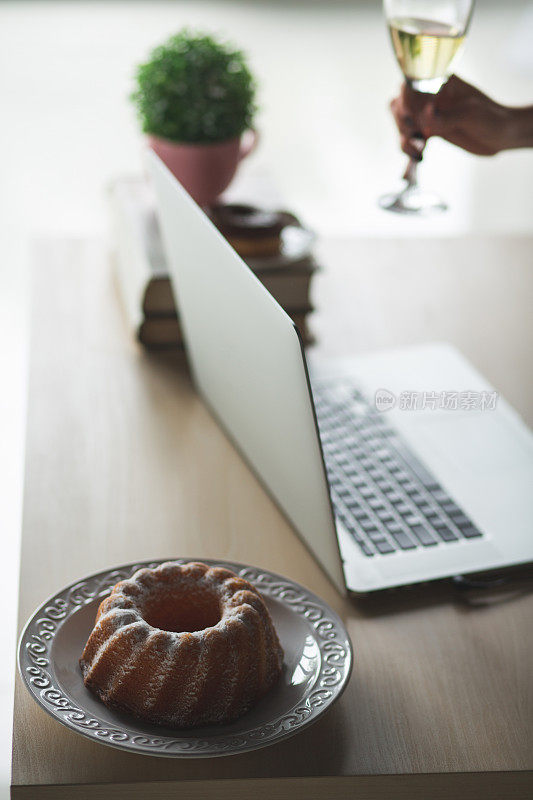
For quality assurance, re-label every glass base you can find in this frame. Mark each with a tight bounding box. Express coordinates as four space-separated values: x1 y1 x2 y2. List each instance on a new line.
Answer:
379 185 448 215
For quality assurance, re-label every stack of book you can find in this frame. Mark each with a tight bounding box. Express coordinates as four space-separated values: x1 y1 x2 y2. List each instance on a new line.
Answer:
110 178 318 351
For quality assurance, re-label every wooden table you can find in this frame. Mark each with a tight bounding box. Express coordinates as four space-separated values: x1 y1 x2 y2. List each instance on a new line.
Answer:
12 237 533 799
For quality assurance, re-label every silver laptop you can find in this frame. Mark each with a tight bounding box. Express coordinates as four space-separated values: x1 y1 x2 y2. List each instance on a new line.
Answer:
148 150 533 595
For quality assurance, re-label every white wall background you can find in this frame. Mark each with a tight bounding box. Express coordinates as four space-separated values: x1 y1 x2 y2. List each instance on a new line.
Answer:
1 1 532 794
1 0 532 242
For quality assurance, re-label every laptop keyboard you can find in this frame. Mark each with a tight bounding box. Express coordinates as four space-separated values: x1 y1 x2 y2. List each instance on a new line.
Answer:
312 379 483 557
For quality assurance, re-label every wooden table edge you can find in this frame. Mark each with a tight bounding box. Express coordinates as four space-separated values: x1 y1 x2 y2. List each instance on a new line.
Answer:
11 771 533 800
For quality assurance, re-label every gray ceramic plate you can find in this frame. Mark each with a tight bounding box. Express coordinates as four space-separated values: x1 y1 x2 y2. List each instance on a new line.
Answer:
18 558 352 758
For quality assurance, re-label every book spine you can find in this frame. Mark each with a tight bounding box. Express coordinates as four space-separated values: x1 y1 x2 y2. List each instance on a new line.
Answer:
139 312 313 349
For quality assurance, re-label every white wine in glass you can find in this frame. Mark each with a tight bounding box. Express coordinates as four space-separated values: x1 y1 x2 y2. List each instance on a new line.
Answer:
389 18 465 92
379 1 475 215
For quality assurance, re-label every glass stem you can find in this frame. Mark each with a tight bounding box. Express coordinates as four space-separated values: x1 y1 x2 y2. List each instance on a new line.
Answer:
403 156 419 187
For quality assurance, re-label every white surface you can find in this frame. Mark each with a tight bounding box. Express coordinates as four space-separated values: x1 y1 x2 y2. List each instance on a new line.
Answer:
1 1 533 242
2 0 533 793
149 151 345 593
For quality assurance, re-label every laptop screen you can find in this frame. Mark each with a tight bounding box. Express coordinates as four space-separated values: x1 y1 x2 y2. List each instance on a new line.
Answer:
148 150 346 593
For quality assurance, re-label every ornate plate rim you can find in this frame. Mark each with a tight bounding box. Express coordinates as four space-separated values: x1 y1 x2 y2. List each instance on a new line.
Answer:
18 558 353 758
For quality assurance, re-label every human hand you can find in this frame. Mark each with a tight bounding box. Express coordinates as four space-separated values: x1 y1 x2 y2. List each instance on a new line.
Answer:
390 76 530 159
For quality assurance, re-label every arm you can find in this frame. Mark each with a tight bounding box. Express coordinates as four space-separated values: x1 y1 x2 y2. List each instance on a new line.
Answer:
390 75 533 160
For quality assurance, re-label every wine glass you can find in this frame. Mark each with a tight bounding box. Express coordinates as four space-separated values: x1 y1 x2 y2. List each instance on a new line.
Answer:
379 0 475 215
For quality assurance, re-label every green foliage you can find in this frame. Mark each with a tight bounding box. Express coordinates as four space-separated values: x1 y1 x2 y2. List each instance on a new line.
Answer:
131 31 257 144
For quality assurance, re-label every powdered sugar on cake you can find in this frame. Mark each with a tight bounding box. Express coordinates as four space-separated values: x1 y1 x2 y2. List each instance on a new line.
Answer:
79 561 283 727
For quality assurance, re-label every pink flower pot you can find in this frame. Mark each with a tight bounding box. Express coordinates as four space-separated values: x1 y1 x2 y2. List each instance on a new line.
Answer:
148 131 257 207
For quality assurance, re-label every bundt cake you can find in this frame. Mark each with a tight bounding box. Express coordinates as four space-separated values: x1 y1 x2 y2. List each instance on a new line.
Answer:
79 561 284 728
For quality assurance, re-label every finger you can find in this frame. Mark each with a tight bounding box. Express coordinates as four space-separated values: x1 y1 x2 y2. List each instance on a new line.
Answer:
401 81 418 105
400 134 425 161
417 96 454 138
390 97 405 124
400 81 436 129
391 98 418 136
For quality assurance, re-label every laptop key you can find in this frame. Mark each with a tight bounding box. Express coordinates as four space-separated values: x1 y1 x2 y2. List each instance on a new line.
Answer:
431 489 450 503
344 506 365 519
409 493 425 504
372 538 396 554
358 542 375 557
388 493 404 504
458 524 482 538
441 501 460 514
383 521 402 533
344 529 374 556
368 498 385 510
403 514 423 525
360 518 379 530
383 487 400 498
336 485 351 496
434 524 458 542
367 528 387 540
397 503 413 515
449 513 471 528
344 466 362 477
343 523 365 542
375 448 391 460
392 531 417 550
344 497 363 510
410 525 438 546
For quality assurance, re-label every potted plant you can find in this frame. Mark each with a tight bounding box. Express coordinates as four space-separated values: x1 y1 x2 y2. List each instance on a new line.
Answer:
131 30 257 207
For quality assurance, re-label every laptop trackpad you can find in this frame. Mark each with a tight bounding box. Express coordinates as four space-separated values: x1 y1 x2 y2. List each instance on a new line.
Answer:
415 413 532 476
